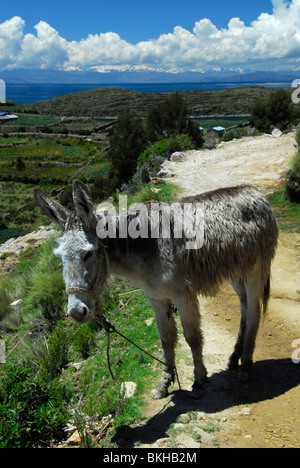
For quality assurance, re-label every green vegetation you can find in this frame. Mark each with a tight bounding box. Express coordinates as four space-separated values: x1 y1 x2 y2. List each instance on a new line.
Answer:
1 85 299 448
250 89 300 132
285 129 300 205
107 109 147 188
12 86 274 118
0 138 108 236
2 114 60 127
268 188 300 232
0 237 161 447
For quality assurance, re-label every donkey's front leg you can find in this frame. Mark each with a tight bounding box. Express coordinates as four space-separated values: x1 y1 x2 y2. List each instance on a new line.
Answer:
150 298 178 399
174 290 207 399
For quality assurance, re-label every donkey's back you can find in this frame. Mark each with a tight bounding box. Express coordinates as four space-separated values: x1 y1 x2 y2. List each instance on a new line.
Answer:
182 185 278 297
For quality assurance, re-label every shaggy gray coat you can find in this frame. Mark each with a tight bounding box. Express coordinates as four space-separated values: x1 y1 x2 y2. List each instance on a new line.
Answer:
35 181 278 399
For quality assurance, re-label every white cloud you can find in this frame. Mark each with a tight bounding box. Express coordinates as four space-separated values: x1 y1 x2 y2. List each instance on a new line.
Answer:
1 1 300 73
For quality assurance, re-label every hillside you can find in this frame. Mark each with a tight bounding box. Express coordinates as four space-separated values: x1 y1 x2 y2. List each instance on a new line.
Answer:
30 86 275 118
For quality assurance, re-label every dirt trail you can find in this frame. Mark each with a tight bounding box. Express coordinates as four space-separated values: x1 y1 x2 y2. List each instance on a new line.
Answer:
118 132 300 449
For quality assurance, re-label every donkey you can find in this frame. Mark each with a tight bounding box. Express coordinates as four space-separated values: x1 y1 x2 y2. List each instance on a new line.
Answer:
35 180 278 399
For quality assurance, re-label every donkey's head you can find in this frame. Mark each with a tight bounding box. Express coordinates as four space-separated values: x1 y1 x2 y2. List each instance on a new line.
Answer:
35 180 107 323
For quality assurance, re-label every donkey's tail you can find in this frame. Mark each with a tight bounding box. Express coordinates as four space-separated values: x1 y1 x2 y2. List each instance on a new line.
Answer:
262 274 271 315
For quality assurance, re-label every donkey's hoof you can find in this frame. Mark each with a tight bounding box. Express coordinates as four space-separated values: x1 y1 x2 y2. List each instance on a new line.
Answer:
152 387 169 400
190 384 205 399
226 358 239 371
237 371 250 383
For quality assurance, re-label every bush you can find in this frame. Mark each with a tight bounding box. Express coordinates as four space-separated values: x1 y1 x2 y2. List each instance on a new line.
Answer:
250 89 294 132
40 321 70 379
0 227 28 246
108 109 147 188
147 92 188 141
286 130 300 203
147 92 203 147
250 101 271 132
0 366 69 448
138 134 194 165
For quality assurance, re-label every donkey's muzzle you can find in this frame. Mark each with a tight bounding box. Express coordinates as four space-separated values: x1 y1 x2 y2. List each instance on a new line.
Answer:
68 305 90 323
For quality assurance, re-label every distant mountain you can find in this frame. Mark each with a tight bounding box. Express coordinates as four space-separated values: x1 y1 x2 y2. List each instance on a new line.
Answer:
213 71 296 83
0 68 297 84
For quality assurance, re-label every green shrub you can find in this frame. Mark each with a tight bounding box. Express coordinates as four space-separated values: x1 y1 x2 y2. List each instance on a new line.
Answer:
0 227 28 245
40 322 70 379
250 89 294 132
72 323 96 360
286 130 300 204
138 134 194 165
0 366 69 448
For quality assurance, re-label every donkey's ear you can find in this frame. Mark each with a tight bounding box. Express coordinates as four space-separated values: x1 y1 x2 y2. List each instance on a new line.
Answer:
72 180 96 230
34 188 70 232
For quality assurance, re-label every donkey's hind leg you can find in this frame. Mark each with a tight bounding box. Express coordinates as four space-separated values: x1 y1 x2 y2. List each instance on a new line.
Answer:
150 298 178 399
238 273 262 383
226 280 247 371
174 290 207 399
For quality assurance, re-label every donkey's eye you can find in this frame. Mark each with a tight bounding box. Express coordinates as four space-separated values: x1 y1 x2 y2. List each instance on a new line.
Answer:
83 251 94 262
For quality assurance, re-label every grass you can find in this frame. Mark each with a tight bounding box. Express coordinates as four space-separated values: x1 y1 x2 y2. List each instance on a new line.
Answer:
126 182 181 205
0 136 29 145
0 236 161 448
1 114 61 127
268 188 300 232
0 137 108 234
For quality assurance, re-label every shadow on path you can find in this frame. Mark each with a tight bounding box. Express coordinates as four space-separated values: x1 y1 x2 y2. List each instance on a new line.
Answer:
113 359 300 447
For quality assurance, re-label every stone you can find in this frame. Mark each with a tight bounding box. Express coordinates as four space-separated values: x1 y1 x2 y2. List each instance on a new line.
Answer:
156 437 170 447
10 299 23 309
65 430 81 446
272 128 282 138
193 427 217 446
239 407 252 416
145 317 154 326
175 433 201 449
121 382 137 398
170 152 185 162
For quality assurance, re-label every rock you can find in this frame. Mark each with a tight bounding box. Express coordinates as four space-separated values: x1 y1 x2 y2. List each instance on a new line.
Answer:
156 437 170 447
65 430 81 446
0 225 58 257
157 168 174 178
170 152 185 162
173 423 185 430
272 128 283 138
175 433 201 449
10 299 23 309
239 407 252 416
121 382 137 398
177 414 190 424
197 412 206 421
145 317 154 326
193 428 217 447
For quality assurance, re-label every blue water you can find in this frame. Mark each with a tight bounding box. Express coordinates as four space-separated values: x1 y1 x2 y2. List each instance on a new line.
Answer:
5 81 291 104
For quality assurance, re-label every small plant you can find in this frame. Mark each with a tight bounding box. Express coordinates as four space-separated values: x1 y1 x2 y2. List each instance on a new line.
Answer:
40 321 70 379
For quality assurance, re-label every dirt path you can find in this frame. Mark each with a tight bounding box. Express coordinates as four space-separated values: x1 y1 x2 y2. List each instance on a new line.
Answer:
117 132 300 449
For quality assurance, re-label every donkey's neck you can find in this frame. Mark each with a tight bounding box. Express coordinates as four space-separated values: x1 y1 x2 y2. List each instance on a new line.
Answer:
98 213 160 285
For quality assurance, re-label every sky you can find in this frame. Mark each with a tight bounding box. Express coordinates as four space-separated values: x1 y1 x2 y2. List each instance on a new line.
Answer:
0 0 300 76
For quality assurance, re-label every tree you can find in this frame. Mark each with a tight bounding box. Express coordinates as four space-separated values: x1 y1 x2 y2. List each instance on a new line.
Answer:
267 89 293 130
250 101 271 132
147 92 188 141
108 109 147 187
250 89 293 132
